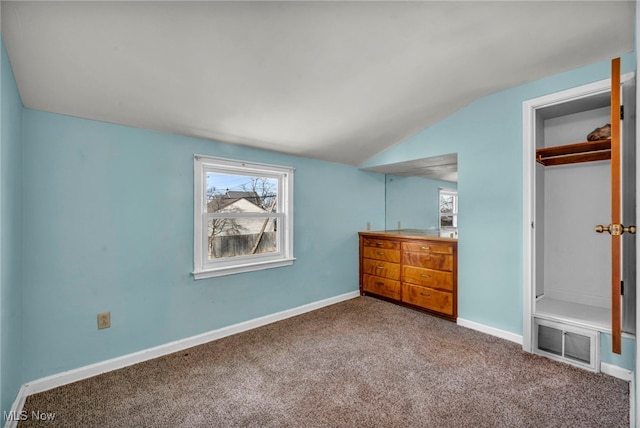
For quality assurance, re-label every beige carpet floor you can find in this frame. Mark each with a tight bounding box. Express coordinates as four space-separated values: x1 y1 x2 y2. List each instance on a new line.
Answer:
19 296 629 427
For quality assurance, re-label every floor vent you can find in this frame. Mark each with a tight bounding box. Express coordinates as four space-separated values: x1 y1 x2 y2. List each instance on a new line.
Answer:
534 318 600 372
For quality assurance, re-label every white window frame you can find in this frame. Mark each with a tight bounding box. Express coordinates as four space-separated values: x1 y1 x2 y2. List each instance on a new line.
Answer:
193 155 295 279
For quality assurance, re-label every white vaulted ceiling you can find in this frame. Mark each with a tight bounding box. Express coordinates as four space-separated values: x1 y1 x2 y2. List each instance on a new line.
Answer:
0 1 635 166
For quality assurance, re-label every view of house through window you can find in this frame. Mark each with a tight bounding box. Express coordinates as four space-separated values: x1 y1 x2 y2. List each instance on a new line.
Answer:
193 155 294 279
206 173 278 259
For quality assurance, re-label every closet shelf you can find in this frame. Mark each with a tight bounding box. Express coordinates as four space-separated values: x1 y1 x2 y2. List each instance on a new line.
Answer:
536 139 611 166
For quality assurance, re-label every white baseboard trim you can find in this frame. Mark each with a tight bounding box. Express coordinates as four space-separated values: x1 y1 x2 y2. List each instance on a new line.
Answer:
601 362 634 382
599 363 635 428
456 317 523 345
8 290 360 424
4 384 28 428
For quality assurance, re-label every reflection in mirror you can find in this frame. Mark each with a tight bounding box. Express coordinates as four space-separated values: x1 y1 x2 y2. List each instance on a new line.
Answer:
439 188 458 238
385 175 457 231
361 154 458 234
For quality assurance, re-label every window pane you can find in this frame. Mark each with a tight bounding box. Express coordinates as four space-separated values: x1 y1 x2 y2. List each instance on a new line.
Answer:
207 217 277 259
440 195 454 214
206 173 278 213
440 215 454 227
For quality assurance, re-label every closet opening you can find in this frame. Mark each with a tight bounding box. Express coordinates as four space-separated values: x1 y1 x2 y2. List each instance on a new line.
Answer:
522 66 636 368
534 91 614 333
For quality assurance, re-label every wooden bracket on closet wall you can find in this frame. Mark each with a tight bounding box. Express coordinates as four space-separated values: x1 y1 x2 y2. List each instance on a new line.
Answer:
535 139 611 166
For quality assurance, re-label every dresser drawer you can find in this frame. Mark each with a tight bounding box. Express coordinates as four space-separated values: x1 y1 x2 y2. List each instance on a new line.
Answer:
359 231 457 321
402 241 453 255
362 274 401 300
402 284 453 316
402 266 453 291
363 246 401 263
402 252 453 272
362 238 400 250
362 258 401 280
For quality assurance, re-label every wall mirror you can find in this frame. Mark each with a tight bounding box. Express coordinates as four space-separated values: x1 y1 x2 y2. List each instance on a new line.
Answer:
361 153 458 235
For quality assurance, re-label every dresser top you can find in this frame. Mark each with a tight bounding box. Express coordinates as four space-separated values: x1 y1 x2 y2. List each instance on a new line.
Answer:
359 229 457 242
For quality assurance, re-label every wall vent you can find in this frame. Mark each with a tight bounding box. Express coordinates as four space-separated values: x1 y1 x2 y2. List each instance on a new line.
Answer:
534 318 600 372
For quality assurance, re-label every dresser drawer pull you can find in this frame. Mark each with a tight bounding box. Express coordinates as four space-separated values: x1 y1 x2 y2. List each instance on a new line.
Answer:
375 281 384 286
420 274 431 278
420 292 431 297
376 242 385 247
421 246 430 250
376 251 385 255
376 265 384 269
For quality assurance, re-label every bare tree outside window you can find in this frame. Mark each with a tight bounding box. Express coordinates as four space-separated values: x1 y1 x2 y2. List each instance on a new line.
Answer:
439 188 458 230
206 174 278 259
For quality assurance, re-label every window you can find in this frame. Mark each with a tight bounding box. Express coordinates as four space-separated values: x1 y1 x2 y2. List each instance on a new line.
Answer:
193 155 294 279
439 188 458 230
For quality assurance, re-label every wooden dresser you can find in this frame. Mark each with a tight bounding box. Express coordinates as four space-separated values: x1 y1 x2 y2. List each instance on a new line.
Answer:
359 230 458 321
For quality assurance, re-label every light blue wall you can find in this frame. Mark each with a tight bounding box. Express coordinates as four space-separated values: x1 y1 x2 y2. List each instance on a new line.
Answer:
384 175 456 231
20 109 384 382
601 334 635 371
360 53 636 343
1 39 24 415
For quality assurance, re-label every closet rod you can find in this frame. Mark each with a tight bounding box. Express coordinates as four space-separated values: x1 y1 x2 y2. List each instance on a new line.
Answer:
536 139 611 166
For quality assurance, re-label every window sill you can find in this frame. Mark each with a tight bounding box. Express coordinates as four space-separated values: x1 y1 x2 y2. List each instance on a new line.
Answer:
193 257 296 280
